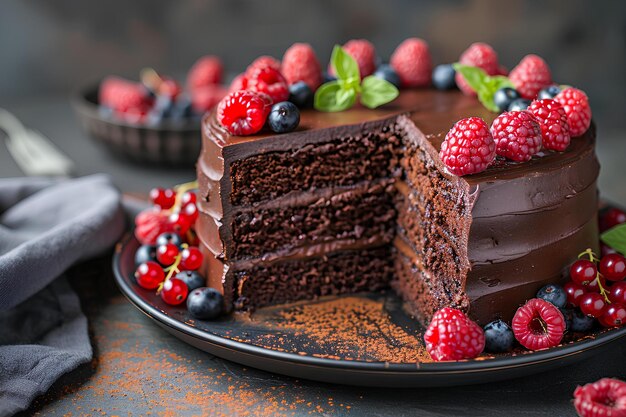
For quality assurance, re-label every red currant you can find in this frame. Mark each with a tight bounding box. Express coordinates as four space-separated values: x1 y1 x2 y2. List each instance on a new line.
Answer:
150 187 176 209
609 281 626 305
181 247 203 270
169 212 192 234
599 303 626 328
586 274 607 293
161 278 189 305
181 191 197 207
564 281 587 307
156 243 179 266
600 208 626 232
183 203 199 223
579 293 607 318
570 260 597 285
134 261 165 289
599 253 626 281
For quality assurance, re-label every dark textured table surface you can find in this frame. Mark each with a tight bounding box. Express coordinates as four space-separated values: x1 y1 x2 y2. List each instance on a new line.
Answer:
2 96 626 417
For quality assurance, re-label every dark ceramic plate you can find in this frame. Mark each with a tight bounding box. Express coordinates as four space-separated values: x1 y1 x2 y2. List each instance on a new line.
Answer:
72 84 201 165
113 234 626 387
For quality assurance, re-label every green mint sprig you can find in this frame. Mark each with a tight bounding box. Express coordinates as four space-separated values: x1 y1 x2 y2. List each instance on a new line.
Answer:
601 223 626 256
452 63 514 112
314 45 399 112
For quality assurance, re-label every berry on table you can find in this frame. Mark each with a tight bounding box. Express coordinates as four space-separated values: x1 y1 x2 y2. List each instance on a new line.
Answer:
288 81 314 109
455 42 499 95
175 271 205 292
573 378 626 417
507 98 531 112
187 56 223 90
181 246 203 270
511 298 565 351
390 38 432 88
267 101 300 134
570 309 596 332
527 98 571 152
373 64 401 89
538 85 561 100
564 281 588 307
508 54 552 99
579 293 607 318
493 87 521 112
149 187 176 209
439 117 496 176
187 287 224 320
490 110 542 162
156 243 180 266
332 39 377 79
217 90 272 136
247 66 290 104
431 64 456 90
600 208 626 231
423 307 485 361
135 208 174 245
570 259 598 285
599 253 626 281
161 278 189 306
483 319 515 353
135 244 157 267
554 87 592 137
599 304 626 328
135 261 165 290
156 232 183 248
536 284 567 308
608 281 626 305
281 43 322 90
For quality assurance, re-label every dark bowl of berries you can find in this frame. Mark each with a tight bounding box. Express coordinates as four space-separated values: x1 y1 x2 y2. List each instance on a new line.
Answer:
72 56 227 165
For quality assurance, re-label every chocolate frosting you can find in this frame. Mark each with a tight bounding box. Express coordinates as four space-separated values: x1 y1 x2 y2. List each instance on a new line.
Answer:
196 89 600 324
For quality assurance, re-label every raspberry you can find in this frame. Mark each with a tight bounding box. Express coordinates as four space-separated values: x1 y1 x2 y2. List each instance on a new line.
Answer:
329 39 376 79
187 55 223 91
99 76 153 113
389 38 432 88
135 209 174 245
191 85 228 113
509 54 552 99
217 90 271 136
574 378 626 417
527 99 571 151
247 66 289 104
555 87 592 137
424 307 485 361
512 298 565 351
455 43 499 96
281 43 323 90
228 73 248 93
490 110 542 161
246 55 281 75
439 117 496 176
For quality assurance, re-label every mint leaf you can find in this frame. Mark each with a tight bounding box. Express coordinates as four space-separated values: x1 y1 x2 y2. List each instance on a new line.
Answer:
331 45 360 82
314 81 355 112
360 76 399 109
453 63 489 93
453 64 514 112
601 224 626 256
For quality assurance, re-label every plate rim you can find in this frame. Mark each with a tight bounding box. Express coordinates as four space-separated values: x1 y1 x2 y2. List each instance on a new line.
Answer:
113 234 626 375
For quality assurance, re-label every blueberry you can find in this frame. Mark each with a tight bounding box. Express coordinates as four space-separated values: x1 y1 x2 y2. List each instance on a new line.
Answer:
323 72 337 83
169 95 193 120
560 308 573 331
432 64 457 90
156 232 182 247
288 81 314 109
373 64 401 89
493 87 521 112
267 101 300 133
483 319 515 353
187 287 224 320
175 270 205 292
135 245 157 266
508 98 532 112
537 284 567 308
538 85 562 100
98 105 114 119
570 309 595 332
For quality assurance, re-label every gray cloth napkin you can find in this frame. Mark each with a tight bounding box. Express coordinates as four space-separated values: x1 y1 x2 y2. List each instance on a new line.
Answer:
0 175 125 417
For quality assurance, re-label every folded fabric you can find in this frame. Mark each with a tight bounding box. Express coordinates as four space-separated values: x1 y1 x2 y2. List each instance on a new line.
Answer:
0 175 125 416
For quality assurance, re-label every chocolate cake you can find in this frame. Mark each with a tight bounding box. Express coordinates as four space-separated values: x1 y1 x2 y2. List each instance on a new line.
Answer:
196 89 599 325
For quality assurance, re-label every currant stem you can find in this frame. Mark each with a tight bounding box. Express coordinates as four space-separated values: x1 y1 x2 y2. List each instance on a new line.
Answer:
168 180 199 215
157 253 182 294
578 248 600 263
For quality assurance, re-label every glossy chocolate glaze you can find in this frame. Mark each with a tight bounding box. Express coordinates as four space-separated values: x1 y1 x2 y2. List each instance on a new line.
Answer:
196 89 599 324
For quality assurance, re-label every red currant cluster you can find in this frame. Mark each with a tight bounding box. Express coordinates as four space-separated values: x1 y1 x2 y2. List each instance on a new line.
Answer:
566 248 626 327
